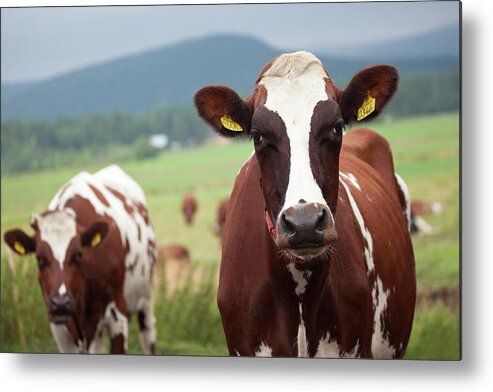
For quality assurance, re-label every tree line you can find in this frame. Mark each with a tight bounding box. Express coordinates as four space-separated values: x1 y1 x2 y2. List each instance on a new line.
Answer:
1 71 459 175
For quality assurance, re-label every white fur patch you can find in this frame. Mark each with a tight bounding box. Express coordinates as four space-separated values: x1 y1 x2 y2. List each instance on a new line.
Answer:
315 332 341 358
255 341 273 357
315 332 360 358
340 172 361 191
297 302 308 357
259 52 329 215
394 173 411 232
340 174 396 358
237 150 255 176
36 210 76 269
413 215 434 234
58 283 67 296
50 323 79 353
105 301 129 351
286 263 312 296
340 175 374 274
371 277 395 358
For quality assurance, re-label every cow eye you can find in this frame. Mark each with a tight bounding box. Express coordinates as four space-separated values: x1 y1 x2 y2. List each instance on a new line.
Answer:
333 121 345 135
250 130 263 146
37 257 47 269
72 252 82 267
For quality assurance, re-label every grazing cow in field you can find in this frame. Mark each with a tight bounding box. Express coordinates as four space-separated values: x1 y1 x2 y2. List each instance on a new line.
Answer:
194 51 416 358
410 200 443 234
4 165 157 354
213 198 230 239
155 243 191 295
181 193 198 225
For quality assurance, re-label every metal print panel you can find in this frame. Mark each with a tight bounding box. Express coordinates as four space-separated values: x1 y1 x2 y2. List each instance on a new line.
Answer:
1 1 460 359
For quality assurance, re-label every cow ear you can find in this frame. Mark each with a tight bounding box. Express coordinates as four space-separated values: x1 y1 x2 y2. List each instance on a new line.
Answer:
81 221 109 249
4 229 36 256
338 65 399 125
194 86 252 138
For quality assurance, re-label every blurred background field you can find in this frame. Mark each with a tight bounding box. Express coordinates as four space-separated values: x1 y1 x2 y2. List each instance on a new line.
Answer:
1 112 459 358
1 3 459 359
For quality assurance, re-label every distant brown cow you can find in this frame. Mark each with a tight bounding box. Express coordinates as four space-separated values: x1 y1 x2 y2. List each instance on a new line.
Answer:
155 243 191 295
158 243 190 262
213 198 229 238
182 193 198 225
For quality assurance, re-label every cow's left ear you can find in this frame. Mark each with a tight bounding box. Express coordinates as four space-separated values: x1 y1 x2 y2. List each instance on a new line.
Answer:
338 65 399 125
194 86 252 138
81 221 109 249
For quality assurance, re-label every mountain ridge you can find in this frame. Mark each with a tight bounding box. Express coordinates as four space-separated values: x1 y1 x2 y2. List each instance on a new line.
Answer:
1 32 459 121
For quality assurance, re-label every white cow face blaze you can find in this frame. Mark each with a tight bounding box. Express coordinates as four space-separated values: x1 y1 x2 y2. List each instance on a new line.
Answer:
253 52 342 267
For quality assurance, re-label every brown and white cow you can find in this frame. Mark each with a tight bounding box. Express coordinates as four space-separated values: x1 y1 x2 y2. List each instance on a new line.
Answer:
181 193 198 225
194 51 416 358
4 165 157 354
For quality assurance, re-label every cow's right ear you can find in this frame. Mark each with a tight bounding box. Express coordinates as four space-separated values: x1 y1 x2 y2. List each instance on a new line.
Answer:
4 229 36 256
194 86 252 138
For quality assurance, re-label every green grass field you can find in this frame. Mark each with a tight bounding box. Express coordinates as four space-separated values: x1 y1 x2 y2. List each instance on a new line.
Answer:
0 112 460 359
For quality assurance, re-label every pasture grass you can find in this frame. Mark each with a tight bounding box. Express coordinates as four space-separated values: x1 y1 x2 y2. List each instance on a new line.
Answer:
1 112 459 359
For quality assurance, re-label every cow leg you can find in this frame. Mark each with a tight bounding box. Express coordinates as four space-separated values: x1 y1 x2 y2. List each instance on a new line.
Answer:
105 300 128 354
88 324 106 354
137 297 156 355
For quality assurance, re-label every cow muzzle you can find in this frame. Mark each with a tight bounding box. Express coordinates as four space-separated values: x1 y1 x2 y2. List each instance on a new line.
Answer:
275 204 337 268
49 294 73 324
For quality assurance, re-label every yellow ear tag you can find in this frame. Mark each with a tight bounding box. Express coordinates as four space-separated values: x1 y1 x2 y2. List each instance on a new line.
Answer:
220 115 243 132
357 93 376 121
91 233 102 248
14 241 25 255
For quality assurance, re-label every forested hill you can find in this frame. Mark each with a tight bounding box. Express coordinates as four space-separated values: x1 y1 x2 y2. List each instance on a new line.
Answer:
2 33 458 121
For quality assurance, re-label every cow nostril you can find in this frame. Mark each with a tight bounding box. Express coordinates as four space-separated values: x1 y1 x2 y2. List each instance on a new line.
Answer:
281 213 296 236
315 209 329 233
51 295 71 309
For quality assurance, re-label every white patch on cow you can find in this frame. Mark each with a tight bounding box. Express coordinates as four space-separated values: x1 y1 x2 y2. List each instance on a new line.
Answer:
413 215 434 234
50 323 79 353
234 350 241 356
36 210 77 269
315 332 360 358
342 341 360 358
371 277 396 358
315 332 340 358
88 328 106 354
340 174 396 358
48 165 156 315
431 201 443 214
340 172 361 191
58 283 67 296
259 52 329 214
340 175 374 273
255 341 273 357
394 173 412 232
297 302 308 357
137 297 157 355
237 150 255 176
286 263 312 296
104 301 129 351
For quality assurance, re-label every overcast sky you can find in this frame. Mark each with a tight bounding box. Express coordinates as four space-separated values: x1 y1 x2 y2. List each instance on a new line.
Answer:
1 1 459 83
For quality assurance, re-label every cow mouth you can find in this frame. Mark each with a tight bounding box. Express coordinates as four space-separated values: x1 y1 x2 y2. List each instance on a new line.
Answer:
283 244 334 270
49 310 73 325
